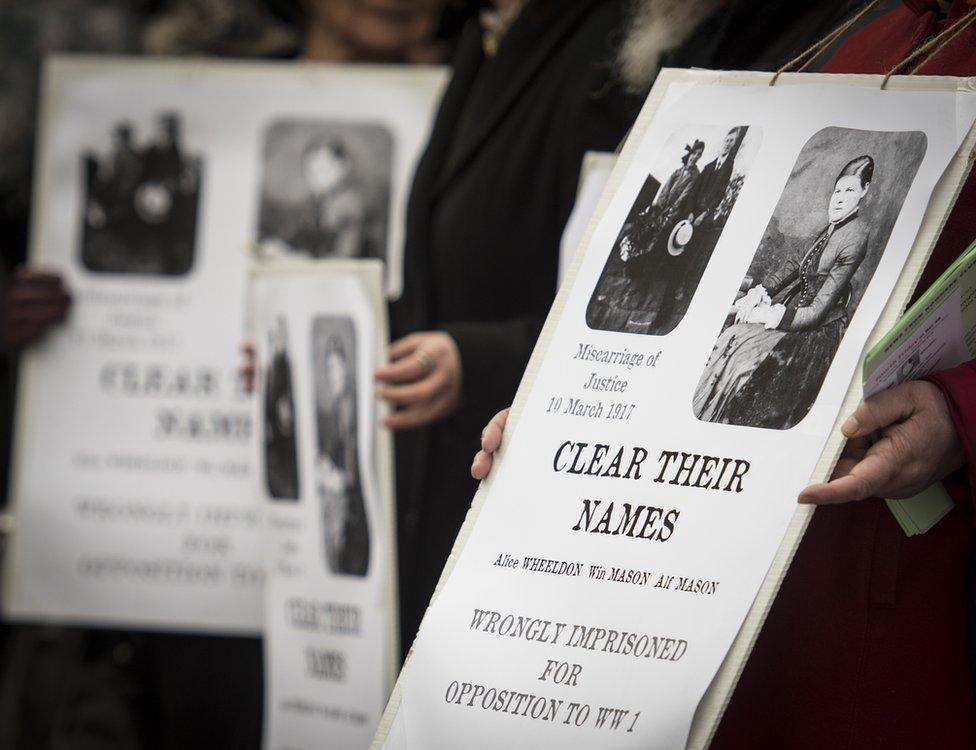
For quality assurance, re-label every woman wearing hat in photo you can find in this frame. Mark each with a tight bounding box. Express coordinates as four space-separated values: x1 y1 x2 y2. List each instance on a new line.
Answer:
650 139 705 232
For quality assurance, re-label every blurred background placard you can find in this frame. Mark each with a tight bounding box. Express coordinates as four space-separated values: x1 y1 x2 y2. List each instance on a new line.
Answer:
4 58 444 633
252 259 395 750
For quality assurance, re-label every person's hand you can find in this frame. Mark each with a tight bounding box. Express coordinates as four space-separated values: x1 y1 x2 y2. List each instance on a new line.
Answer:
744 302 785 329
799 380 964 505
733 285 769 324
471 409 510 479
375 332 462 430
3 267 71 349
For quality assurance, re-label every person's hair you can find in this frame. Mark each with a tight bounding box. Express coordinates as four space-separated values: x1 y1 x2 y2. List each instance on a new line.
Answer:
302 135 350 165
681 139 705 165
836 155 874 188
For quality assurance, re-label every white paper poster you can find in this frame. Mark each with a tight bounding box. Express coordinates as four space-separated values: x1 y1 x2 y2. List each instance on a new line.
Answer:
253 260 395 750
4 57 444 632
558 152 616 285
375 73 976 749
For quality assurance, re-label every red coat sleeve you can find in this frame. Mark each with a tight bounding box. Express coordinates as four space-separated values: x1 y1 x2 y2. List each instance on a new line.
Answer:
923 359 976 517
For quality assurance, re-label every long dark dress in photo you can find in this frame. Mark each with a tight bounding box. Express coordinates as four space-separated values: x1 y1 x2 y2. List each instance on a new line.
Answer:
589 161 700 333
694 212 869 429
264 348 300 500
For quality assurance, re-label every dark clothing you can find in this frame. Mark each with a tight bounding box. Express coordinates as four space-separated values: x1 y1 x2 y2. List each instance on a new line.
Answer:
661 0 882 73
690 156 734 226
0 628 263 750
392 0 641 653
712 2 976 746
766 213 868 332
264 349 300 500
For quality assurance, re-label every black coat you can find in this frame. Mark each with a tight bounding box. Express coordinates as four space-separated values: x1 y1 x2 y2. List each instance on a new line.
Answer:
692 156 735 225
392 0 641 652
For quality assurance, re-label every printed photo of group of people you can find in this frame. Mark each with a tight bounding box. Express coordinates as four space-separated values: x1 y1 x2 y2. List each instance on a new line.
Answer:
80 112 202 276
586 125 928 431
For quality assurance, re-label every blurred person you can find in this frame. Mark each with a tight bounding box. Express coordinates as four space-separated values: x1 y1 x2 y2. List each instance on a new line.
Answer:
708 4 976 747
298 0 460 63
374 0 645 655
143 0 299 58
473 3 976 747
0 4 473 750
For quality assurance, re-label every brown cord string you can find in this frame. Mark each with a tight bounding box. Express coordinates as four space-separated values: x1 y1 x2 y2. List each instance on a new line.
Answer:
769 0 885 86
881 7 976 88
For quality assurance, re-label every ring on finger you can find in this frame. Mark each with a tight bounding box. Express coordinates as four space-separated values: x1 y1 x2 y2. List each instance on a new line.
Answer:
416 349 435 373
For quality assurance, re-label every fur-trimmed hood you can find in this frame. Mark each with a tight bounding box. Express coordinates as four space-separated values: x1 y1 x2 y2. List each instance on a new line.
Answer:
617 0 728 94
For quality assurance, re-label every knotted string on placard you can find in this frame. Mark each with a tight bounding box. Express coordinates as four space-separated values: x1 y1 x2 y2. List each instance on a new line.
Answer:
768 0 885 86
766 1 976 163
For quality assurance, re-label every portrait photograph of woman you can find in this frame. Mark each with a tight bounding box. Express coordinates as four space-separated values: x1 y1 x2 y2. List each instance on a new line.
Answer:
312 316 370 578
256 120 393 265
586 124 760 336
693 127 928 430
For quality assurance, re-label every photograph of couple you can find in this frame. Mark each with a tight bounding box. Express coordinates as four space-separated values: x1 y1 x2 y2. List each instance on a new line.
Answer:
587 124 759 335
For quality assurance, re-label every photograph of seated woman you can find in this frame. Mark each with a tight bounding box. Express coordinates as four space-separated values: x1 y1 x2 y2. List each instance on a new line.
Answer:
256 122 392 262
313 319 370 577
264 316 300 500
587 125 755 335
694 127 928 430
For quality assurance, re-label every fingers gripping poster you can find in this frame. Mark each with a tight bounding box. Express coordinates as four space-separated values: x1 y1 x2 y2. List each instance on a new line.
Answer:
374 72 976 749
253 260 396 750
4 58 444 632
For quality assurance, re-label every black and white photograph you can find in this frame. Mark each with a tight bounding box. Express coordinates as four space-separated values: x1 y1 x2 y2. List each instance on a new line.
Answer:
264 316 300 501
586 125 760 335
693 127 928 430
80 112 202 276
256 120 393 263
312 316 370 578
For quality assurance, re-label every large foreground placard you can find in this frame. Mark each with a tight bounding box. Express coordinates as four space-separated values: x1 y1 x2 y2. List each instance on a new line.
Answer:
4 57 444 632
374 71 976 748
252 260 396 750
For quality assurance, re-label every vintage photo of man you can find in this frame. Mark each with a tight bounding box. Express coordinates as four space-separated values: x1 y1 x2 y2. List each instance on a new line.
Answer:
80 112 202 276
264 316 300 501
256 120 393 264
312 316 370 578
693 127 928 430
587 125 759 335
